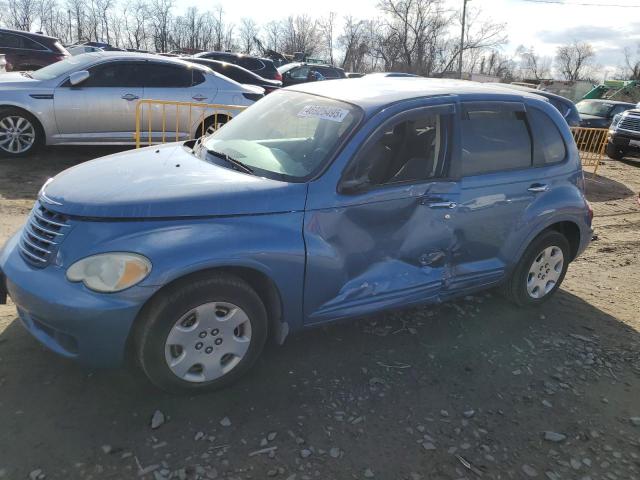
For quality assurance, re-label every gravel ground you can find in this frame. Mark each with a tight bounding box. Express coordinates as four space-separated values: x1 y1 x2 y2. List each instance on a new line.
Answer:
0 148 639 480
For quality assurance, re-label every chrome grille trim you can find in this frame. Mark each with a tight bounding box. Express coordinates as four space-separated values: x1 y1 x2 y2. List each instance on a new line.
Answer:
32 209 69 228
19 202 70 267
19 244 47 263
22 236 52 254
24 226 58 245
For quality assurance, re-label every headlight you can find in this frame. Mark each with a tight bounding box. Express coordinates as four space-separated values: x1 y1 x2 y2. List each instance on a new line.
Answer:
611 113 622 129
66 253 151 293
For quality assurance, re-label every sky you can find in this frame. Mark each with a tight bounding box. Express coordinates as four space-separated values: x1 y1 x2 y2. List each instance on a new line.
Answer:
181 0 640 76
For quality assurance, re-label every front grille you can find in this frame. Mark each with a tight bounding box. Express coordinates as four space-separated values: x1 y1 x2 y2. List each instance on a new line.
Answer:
619 114 640 133
19 203 70 267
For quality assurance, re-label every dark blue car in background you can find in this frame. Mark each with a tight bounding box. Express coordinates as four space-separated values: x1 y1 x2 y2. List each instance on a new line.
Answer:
0 78 593 393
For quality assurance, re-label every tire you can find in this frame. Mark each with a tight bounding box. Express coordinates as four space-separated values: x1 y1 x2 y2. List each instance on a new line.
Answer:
501 230 570 307
0 107 43 157
196 114 229 139
605 142 625 160
135 274 268 393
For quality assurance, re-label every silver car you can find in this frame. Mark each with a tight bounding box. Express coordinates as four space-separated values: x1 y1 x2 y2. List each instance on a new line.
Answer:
0 51 263 157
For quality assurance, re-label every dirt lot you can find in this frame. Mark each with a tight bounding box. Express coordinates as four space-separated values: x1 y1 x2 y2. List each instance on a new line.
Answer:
0 148 639 480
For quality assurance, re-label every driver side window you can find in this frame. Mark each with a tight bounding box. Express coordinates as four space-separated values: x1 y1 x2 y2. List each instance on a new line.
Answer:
343 112 449 189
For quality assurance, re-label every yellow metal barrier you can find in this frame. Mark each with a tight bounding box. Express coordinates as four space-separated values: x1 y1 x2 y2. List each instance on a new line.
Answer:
134 99 247 148
570 127 609 175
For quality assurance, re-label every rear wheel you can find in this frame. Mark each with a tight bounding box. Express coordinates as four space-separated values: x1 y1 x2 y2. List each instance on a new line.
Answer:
605 142 625 160
0 107 42 157
501 230 570 307
135 274 268 393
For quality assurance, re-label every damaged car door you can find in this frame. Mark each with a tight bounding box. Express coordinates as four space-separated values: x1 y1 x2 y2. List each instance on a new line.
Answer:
303 104 458 324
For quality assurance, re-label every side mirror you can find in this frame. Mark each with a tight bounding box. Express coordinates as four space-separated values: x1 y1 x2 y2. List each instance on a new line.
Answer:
69 70 90 86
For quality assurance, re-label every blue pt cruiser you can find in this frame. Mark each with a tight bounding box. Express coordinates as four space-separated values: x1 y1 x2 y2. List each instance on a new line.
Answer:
0 79 593 393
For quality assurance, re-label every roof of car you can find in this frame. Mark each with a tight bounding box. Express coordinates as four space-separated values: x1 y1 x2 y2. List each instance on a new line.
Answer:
287 77 550 112
76 50 211 70
0 27 58 41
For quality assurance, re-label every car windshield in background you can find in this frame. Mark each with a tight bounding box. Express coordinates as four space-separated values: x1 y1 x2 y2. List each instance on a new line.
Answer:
202 90 362 181
31 55 94 80
576 100 613 118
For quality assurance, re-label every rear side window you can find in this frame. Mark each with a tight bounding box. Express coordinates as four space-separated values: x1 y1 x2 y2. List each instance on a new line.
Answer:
141 63 195 87
238 57 263 71
461 104 532 176
317 67 339 79
0 32 46 50
528 108 566 164
85 62 142 87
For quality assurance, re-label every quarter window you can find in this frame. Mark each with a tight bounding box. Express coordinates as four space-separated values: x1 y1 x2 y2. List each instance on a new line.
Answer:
528 108 566 164
344 113 449 187
461 105 532 176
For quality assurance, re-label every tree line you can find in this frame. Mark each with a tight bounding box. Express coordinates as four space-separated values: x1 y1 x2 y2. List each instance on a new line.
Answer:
1 0 638 81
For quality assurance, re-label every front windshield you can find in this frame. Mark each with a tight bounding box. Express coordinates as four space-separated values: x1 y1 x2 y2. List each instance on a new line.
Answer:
203 90 362 181
576 100 613 118
31 54 95 81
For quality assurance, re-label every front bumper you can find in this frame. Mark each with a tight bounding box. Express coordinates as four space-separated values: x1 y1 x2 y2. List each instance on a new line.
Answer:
610 131 640 153
0 232 157 368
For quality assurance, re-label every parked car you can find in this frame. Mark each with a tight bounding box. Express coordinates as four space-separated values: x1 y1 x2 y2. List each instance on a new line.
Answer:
194 51 281 81
278 62 347 87
575 99 636 128
489 83 581 126
67 44 103 56
0 51 263 157
364 72 419 78
66 44 103 56
0 79 593 393
605 108 640 160
184 57 282 94
0 28 69 72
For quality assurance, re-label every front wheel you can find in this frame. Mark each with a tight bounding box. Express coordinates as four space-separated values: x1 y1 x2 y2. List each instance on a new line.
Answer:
135 274 268 393
605 142 625 160
0 107 42 157
501 230 570 307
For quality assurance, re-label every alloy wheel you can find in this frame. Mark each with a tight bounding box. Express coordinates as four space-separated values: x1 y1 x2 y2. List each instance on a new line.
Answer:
0 116 36 154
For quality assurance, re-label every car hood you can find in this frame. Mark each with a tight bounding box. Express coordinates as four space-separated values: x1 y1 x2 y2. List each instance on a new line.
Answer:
579 114 609 127
0 72 44 89
41 143 307 218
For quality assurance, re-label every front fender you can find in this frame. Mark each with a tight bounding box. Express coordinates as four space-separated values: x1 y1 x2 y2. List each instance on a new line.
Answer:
0 92 57 141
59 212 307 332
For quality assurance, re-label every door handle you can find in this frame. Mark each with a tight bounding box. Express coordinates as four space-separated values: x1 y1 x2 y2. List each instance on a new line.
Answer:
121 93 140 101
425 201 457 209
192 95 208 102
528 184 549 193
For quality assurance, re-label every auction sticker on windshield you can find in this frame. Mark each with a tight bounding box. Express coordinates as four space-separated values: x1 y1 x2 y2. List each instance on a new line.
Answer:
298 105 349 123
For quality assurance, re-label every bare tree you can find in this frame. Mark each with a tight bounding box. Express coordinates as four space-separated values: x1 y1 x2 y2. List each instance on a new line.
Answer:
238 17 258 54
621 45 640 81
319 12 336 64
264 20 282 52
555 41 595 81
281 15 320 56
7 0 38 30
149 0 172 52
515 45 551 80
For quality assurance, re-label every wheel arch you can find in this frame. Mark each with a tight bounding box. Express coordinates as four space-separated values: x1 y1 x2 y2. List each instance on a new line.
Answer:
194 112 232 138
546 221 581 260
0 104 47 142
126 265 287 364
